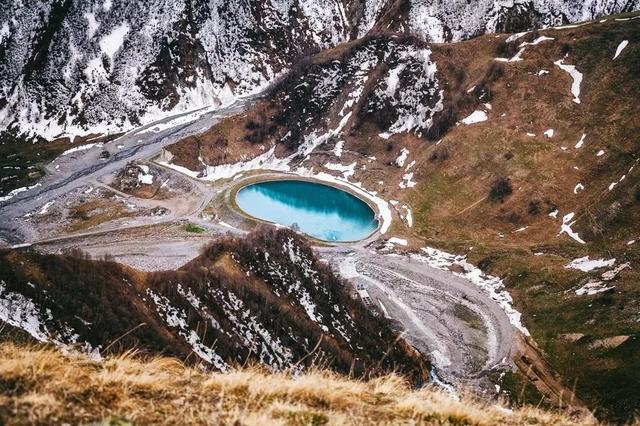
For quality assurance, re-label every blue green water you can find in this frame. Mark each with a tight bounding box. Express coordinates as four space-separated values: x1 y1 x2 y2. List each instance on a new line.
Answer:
236 180 378 242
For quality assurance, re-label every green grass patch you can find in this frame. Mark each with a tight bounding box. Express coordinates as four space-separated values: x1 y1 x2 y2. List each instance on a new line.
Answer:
184 223 206 234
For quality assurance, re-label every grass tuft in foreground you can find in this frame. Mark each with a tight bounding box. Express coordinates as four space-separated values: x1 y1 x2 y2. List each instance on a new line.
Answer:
184 222 206 233
0 342 606 425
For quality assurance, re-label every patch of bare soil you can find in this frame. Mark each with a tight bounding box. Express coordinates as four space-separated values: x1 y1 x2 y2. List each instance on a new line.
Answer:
110 161 194 200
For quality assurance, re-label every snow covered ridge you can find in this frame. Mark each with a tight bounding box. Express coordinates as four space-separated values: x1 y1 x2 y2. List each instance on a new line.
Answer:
406 1 639 42
273 37 443 148
0 0 356 140
411 248 530 336
1 1 636 140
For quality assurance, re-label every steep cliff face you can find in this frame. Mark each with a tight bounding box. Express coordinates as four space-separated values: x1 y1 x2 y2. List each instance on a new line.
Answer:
0 0 637 140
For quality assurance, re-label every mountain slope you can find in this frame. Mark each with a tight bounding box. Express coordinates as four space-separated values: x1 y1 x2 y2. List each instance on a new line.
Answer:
0 0 637 141
158 14 640 421
0 227 427 379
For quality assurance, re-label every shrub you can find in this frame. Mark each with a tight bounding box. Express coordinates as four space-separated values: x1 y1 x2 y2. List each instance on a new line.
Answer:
528 201 541 215
484 62 504 83
495 41 518 58
426 104 457 140
489 178 513 202
185 223 206 233
429 145 450 162
244 114 276 145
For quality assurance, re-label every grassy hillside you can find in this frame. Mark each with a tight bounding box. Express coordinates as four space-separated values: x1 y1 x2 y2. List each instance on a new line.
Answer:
161 12 640 422
0 342 602 426
408 16 640 422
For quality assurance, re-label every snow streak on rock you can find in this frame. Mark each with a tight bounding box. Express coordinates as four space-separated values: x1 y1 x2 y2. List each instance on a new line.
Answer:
364 43 443 137
0 280 99 358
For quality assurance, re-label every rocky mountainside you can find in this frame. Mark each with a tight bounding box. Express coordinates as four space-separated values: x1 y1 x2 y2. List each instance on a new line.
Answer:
161 15 640 422
0 227 427 379
0 0 637 140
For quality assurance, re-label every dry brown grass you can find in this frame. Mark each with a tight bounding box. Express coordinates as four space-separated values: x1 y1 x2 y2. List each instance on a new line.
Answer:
0 343 605 426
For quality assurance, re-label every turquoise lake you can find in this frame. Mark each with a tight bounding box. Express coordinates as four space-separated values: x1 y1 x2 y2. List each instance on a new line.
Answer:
235 180 378 242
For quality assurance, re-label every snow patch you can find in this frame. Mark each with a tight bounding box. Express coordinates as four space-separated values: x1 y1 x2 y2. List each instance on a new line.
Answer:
61 143 99 156
99 23 130 59
554 58 583 104
613 40 629 59
333 140 344 157
399 172 416 189
565 257 615 272
395 148 409 167
505 31 528 43
137 165 154 185
84 13 100 39
0 22 9 42
38 200 55 215
495 47 525 62
575 281 614 296
325 162 356 179
388 237 408 246
518 36 554 47
559 212 586 244
461 110 488 125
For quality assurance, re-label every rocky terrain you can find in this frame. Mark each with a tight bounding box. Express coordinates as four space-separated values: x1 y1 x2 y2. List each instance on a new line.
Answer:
1 0 637 143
